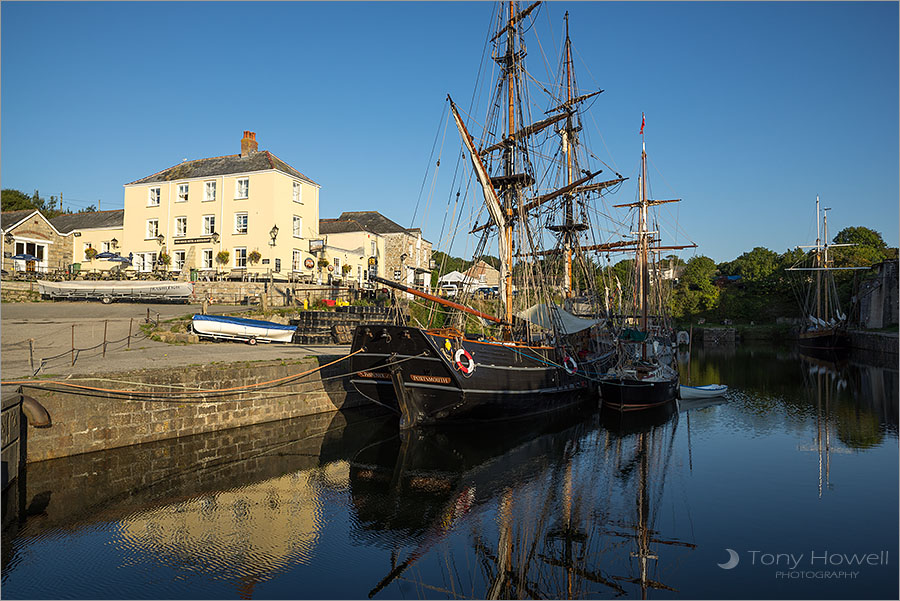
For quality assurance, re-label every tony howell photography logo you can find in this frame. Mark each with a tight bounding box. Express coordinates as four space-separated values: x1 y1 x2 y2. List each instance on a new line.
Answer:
717 549 890 579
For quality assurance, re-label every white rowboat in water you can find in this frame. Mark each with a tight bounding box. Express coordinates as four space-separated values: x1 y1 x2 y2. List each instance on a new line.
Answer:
679 384 728 400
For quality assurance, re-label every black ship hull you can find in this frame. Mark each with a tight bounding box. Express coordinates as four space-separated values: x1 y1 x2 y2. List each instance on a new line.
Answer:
598 375 678 412
349 325 604 428
798 328 851 359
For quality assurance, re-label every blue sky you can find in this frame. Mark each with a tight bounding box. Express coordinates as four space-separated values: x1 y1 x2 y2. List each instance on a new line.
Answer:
2 1 897 263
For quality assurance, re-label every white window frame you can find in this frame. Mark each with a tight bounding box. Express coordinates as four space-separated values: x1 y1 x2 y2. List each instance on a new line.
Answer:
202 249 213 269
234 247 247 268
146 219 159 240
148 187 161 207
334 257 340 270
175 216 187 237
176 183 189 203
293 181 302 204
235 178 249 199
173 250 186 271
234 212 248 235
202 215 216 235
204 181 216 202
101 241 111 253
292 249 303 272
293 215 302 238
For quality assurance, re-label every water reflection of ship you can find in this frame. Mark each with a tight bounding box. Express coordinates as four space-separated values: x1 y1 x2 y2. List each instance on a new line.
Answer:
798 355 855 498
356 405 693 599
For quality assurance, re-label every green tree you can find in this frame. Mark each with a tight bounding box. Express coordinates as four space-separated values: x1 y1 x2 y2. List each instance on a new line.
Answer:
670 256 719 319
1 189 35 212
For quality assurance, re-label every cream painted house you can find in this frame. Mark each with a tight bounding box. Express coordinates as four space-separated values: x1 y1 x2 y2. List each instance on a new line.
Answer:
50 210 125 272
122 131 320 279
319 211 432 291
318 218 386 286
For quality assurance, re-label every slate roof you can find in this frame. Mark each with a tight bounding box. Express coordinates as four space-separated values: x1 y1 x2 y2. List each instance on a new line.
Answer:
1 210 39 232
319 218 376 235
336 212 409 234
126 151 318 186
50 209 124 234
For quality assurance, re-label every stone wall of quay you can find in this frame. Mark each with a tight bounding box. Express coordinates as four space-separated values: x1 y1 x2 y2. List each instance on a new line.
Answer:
19 356 368 463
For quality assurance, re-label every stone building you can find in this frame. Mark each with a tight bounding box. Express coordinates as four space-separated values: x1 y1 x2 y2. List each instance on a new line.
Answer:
858 259 899 329
1 210 72 274
321 211 432 291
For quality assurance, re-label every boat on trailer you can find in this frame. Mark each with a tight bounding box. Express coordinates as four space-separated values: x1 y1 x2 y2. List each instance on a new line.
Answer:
38 280 193 304
191 314 296 345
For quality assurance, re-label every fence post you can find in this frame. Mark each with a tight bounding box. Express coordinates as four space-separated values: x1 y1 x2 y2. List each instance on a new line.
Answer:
128 318 133 349
102 320 108 358
28 339 34 373
71 325 75 366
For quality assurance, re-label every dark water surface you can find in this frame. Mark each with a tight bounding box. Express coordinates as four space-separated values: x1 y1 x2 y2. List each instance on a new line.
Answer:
2 344 897 599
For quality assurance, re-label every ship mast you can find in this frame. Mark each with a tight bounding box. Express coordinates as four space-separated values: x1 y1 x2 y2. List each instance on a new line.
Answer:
563 11 575 297
501 0 518 335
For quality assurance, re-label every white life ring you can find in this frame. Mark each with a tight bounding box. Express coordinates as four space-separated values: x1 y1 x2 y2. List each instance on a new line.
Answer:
454 348 475 375
563 355 578 375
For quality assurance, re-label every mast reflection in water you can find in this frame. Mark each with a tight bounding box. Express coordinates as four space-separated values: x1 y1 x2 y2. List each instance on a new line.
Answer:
2 344 897 599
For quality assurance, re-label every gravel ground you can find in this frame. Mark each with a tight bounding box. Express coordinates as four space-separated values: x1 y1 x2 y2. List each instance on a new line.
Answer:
1 301 350 382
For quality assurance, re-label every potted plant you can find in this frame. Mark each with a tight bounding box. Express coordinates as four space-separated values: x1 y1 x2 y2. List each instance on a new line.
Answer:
248 250 262 265
157 252 171 271
84 247 98 261
317 257 329 268
216 250 230 267
342 264 352 275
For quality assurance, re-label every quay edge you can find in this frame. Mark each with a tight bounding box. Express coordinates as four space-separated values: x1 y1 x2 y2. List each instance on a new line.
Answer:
10 356 368 463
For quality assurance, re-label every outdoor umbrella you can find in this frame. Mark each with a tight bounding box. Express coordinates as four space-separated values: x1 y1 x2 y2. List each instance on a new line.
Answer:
95 251 119 259
107 256 132 264
11 254 38 261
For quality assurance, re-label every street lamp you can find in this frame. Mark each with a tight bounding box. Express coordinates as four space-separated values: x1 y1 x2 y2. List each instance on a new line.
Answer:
269 224 279 246
4 232 13 246
156 234 165 246
110 238 118 250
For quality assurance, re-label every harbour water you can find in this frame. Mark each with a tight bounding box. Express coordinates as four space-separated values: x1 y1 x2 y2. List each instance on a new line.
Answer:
2 343 897 599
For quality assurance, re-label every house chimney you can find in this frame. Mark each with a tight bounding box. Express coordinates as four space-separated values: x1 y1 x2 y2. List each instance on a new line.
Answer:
240 131 258 157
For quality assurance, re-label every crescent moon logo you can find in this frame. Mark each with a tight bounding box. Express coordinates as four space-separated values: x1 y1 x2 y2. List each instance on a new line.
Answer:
718 548 740 570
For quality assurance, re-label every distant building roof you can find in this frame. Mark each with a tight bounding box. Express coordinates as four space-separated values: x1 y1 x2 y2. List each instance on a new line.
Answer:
50 209 124 233
319 218 376 235
1 210 39 232
336 211 410 235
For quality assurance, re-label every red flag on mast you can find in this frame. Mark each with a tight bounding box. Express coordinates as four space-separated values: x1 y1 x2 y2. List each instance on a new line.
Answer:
640 113 645 135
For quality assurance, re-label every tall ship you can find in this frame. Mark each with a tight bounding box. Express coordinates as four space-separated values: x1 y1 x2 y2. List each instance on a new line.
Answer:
597 124 695 412
349 2 624 428
786 196 868 356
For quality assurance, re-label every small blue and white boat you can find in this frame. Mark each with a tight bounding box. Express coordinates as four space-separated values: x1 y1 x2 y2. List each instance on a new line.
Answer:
679 384 728 400
191 314 296 344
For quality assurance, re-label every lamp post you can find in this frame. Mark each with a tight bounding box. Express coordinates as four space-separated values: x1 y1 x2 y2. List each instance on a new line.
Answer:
269 224 279 246
110 238 118 250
